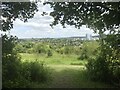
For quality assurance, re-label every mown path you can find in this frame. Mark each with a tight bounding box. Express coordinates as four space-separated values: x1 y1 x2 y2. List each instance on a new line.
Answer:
42 65 114 88
47 65 84 88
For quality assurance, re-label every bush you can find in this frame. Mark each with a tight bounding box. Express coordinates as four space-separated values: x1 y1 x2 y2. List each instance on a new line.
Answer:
86 56 110 82
2 35 50 88
78 41 99 60
86 34 120 87
34 43 47 54
64 46 70 54
22 60 49 82
2 35 24 88
47 50 53 57
56 48 64 54
78 48 88 60
64 46 74 54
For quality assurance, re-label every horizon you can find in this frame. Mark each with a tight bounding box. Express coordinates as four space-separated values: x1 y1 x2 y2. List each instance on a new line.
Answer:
0 2 100 39
16 33 99 40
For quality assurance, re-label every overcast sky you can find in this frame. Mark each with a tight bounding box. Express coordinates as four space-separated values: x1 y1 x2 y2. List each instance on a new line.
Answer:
1 2 98 39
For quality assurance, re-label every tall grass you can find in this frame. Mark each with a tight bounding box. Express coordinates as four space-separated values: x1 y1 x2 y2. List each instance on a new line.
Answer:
20 53 87 65
19 52 114 88
21 60 49 83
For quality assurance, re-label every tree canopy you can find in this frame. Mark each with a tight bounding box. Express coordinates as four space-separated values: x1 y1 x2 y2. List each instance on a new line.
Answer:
1 2 38 31
42 3 120 85
44 2 120 34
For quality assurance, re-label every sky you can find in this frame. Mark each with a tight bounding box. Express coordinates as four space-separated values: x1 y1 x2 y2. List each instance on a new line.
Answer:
0 2 99 39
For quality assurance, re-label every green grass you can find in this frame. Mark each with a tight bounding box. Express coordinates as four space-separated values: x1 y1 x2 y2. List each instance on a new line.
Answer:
48 67 113 88
31 65 114 88
20 53 114 88
19 53 87 65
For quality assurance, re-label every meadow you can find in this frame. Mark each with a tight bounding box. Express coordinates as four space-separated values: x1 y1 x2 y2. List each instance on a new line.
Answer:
20 53 87 65
19 52 114 88
2 2 120 88
3 36 116 88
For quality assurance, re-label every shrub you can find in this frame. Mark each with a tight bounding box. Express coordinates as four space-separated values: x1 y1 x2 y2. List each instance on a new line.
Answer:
63 46 74 54
74 46 81 55
57 48 64 54
78 41 99 60
64 46 70 54
86 34 120 87
14 44 24 53
22 60 49 83
2 35 24 88
47 50 53 57
34 43 47 54
78 48 88 60
2 35 50 88
86 56 110 82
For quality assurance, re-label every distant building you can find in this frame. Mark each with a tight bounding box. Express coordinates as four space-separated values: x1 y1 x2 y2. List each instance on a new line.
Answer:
86 34 92 40
91 35 99 40
71 34 99 40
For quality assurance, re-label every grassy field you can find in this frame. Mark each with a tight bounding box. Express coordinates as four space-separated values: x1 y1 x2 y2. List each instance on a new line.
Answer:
20 53 114 88
19 53 87 65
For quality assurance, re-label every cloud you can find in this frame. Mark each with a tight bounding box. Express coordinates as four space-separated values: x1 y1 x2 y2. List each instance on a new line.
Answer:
9 2 97 38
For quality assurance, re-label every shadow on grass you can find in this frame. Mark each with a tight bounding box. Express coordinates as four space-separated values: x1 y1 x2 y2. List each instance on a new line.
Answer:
38 65 115 88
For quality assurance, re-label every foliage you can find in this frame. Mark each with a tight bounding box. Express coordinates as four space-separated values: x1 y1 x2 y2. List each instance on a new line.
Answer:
21 60 49 83
2 35 20 80
86 34 120 86
2 35 49 88
44 2 120 86
79 48 88 60
2 35 23 87
47 50 53 57
34 43 47 54
56 46 74 55
2 2 38 31
16 38 84 55
1 2 120 88
44 2 120 34
63 46 73 54
20 53 87 66
78 41 99 60
14 41 34 53
14 43 26 53
56 47 64 54
86 56 110 81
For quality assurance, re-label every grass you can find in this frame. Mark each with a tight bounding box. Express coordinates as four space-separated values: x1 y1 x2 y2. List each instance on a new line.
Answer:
19 53 87 65
48 66 113 88
20 53 114 88
31 65 114 88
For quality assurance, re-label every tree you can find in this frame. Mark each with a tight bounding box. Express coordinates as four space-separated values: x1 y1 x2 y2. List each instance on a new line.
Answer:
1 2 38 31
86 34 120 86
2 35 49 88
1 2 38 87
2 34 22 87
44 2 120 34
44 2 120 86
